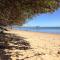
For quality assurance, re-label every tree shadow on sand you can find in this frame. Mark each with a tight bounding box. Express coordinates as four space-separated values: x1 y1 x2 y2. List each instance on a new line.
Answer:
0 32 30 60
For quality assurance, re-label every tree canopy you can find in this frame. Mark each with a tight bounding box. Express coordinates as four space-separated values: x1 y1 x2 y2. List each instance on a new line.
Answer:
0 0 60 26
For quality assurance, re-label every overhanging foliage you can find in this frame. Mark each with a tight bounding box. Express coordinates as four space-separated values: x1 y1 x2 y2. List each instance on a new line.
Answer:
0 0 60 26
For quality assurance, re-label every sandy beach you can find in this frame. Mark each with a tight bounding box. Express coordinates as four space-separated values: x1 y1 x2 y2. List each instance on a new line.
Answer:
3 29 60 60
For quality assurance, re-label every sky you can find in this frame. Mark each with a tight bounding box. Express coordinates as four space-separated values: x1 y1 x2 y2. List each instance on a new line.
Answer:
23 8 60 27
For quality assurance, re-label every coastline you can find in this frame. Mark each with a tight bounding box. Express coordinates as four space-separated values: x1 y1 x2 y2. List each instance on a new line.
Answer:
13 27 60 35
18 29 60 35
6 28 60 35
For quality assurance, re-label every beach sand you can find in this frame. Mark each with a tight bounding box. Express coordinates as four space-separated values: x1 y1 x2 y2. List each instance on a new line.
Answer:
4 29 60 60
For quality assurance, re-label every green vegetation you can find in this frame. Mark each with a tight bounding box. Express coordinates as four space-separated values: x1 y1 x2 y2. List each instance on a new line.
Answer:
0 0 60 26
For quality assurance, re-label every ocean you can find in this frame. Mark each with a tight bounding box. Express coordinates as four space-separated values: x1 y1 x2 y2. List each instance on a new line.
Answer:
13 27 60 34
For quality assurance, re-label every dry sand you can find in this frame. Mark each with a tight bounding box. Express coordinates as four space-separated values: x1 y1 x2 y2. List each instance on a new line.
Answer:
4 29 60 60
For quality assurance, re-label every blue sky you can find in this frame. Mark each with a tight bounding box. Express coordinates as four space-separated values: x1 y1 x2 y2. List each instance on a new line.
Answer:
23 8 60 27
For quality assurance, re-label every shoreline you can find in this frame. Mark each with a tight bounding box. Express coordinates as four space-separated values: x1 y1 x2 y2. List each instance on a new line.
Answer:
7 28 60 35
17 29 60 35
13 27 60 35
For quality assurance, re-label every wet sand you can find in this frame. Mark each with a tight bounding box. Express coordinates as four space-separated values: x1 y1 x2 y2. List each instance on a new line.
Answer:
4 29 60 60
